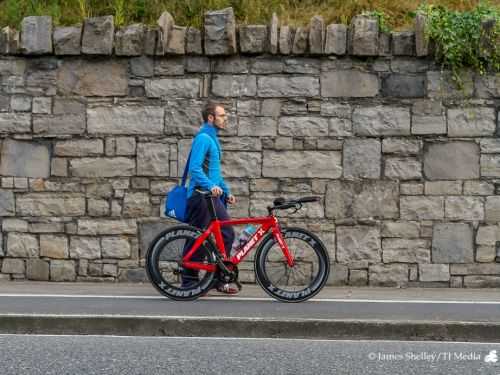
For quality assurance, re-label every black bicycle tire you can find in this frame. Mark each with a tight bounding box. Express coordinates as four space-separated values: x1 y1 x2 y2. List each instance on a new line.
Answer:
145 224 218 301
254 227 330 303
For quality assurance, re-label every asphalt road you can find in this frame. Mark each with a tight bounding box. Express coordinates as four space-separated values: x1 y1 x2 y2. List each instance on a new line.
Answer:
1 335 499 375
0 294 499 323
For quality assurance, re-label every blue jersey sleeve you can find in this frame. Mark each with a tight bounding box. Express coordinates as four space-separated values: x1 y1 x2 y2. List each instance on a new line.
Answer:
188 134 217 191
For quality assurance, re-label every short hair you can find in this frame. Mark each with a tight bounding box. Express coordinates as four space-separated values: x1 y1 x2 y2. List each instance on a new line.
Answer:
202 101 221 122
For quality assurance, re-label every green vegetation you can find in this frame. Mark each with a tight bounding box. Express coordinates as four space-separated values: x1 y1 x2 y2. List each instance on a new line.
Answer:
0 0 497 30
419 3 499 83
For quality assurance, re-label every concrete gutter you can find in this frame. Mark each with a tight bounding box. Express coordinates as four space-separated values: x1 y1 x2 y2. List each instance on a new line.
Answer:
2 314 500 342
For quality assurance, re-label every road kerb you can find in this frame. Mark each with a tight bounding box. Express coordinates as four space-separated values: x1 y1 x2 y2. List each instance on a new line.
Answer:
1 314 499 342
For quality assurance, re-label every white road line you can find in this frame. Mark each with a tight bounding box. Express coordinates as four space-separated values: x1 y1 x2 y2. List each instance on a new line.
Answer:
0 333 499 344
0 293 499 305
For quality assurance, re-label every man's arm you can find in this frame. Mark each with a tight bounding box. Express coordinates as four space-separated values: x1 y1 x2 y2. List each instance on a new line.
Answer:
188 135 217 191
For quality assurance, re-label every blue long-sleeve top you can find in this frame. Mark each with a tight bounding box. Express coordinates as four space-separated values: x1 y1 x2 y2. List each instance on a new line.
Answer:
187 123 231 198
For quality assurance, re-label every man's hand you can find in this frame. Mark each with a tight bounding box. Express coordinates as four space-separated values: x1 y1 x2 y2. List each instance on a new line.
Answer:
227 195 236 205
211 186 223 197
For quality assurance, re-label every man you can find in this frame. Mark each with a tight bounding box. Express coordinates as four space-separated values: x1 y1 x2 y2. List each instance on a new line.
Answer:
181 102 239 294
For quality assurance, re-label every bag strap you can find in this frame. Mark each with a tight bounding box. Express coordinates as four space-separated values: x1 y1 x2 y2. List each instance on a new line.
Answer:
180 150 192 187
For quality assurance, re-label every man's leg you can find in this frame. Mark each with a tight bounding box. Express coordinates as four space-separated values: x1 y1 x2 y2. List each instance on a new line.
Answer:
181 193 210 287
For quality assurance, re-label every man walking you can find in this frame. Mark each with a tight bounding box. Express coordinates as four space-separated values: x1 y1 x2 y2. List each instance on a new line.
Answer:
181 102 239 294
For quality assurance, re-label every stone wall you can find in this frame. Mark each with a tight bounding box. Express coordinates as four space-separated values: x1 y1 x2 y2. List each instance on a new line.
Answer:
0 10 499 287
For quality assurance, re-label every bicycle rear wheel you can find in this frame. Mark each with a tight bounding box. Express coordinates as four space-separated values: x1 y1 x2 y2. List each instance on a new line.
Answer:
254 227 329 302
145 225 217 301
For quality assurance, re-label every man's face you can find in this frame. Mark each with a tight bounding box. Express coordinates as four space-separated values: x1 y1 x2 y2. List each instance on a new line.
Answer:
211 106 228 130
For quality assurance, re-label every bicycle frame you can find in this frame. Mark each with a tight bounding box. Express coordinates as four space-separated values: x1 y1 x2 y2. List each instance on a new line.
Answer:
182 215 295 273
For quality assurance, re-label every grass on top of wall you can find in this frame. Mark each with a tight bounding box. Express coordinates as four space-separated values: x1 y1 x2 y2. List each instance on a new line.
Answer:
0 0 496 30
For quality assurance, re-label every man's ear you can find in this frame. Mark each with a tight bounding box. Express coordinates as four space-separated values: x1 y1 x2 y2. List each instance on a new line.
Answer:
207 114 214 123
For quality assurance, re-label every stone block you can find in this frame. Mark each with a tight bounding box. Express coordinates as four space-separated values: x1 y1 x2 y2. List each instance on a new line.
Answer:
145 78 200 98
309 16 325 54
239 117 277 137
54 140 104 157
384 157 422 180
17 193 86 216
156 11 174 54
415 13 429 57
464 276 500 288
40 235 69 258
102 237 131 259
57 59 127 96
348 15 378 56
425 181 462 195
278 117 328 137
378 32 391 56
321 71 379 97
481 155 500 178
7 233 38 258
353 106 410 136
475 74 500 98
349 269 368 286
50 260 76 281
166 25 186 55
269 13 279 54
391 31 415 56
263 151 341 178
53 26 81 55
2 259 25 274
382 238 430 263
382 74 425 97
419 264 450 282
400 196 444 220
476 246 496 262
464 181 494 196
343 139 381 179
186 27 203 54
204 7 237 55
0 190 15 217
292 27 308 54
69 237 101 259
0 113 31 133
369 264 408 287
26 259 48 281
325 180 399 219
0 139 50 178
279 25 293 55
382 138 421 155
70 158 135 178
153 57 185 76
82 16 114 55
220 152 261 178
447 107 496 137
284 58 320 74
143 26 158 55
427 70 474 99
412 115 446 135
423 142 479 180
257 76 319 97
485 196 500 222
445 197 484 220
114 24 144 56
136 143 169 176
123 192 151 217
326 263 348 286
239 25 268 54
78 219 138 236
21 16 52 55
0 26 20 54
186 57 210 73
432 223 473 263
87 106 164 135
381 221 420 238
212 75 257 97
324 24 346 55
337 226 381 263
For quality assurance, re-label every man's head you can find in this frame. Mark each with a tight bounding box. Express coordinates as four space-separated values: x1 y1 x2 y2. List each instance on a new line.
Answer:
202 102 227 130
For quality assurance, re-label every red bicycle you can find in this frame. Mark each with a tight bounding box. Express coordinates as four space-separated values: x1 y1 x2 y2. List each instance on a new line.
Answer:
145 192 330 302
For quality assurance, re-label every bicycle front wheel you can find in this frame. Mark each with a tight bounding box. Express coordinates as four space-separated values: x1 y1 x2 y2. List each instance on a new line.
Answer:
145 225 217 301
254 227 330 302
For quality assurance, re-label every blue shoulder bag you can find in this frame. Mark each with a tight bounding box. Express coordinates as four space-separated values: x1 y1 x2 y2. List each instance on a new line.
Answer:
164 151 192 222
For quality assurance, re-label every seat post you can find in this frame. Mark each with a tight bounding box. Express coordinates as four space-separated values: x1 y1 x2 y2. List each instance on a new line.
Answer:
206 194 218 220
